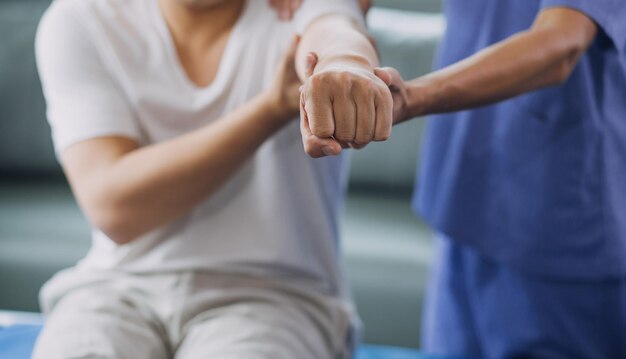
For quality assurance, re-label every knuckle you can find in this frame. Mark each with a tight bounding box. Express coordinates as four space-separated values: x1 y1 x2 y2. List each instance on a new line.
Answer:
337 72 353 90
375 127 391 141
351 77 367 91
366 85 377 98
360 76 373 87
334 130 354 143
338 71 351 81
353 134 372 146
304 141 319 158
381 86 394 102
311 123 334 138
310 75 325 89
320 128 335 138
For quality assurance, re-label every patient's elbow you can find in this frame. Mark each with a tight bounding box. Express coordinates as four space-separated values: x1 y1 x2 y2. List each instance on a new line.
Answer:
89 205 138 245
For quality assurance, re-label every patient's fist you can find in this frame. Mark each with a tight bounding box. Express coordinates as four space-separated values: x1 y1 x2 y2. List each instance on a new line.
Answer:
300 64 393 157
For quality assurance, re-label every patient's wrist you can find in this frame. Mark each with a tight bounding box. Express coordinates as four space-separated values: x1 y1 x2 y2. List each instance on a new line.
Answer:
258 91 295 126
314 53 374 74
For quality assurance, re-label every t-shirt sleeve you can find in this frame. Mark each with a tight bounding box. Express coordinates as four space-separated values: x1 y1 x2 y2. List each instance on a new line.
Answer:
35 1 140 155
540 0 626 53
293 0 365 34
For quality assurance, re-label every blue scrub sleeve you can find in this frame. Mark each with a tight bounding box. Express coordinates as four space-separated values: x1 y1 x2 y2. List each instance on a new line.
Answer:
540 0 626 54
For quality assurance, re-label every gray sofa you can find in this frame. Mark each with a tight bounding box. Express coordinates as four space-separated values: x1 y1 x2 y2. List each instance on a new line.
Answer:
0 0 444 349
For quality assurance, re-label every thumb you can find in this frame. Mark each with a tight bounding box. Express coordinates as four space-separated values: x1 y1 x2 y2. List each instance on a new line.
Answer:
300 92 342 157
305 52 318 79
374 67 393 87
284 35 301 63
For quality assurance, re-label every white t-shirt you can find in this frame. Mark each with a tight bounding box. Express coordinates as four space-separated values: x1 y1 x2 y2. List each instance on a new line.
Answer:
36 0 363 297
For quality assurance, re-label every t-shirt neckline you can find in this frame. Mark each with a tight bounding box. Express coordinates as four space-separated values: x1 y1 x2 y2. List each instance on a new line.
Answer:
150 0 252 95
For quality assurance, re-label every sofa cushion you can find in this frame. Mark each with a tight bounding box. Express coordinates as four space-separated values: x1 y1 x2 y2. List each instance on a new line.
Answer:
0 0 58 175
342 192 433 348
374 0 442 13
0 180 91 311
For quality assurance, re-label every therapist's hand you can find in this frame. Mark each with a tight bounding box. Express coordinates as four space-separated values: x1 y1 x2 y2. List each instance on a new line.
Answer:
299 57 394 157
373 67 411 123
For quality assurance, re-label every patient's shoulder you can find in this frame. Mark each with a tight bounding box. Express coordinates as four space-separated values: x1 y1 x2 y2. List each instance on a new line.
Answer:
39 0 151 40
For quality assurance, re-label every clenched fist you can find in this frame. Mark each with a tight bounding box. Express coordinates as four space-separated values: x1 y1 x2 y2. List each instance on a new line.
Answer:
299 55 394 157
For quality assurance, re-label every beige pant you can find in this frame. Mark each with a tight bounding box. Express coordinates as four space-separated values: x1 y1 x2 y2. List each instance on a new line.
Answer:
33 269 354 359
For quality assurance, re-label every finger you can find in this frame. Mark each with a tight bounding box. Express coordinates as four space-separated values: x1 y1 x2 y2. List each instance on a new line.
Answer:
304 133 343 157
337 140 352 149
375 67 405 93
375 67 408 124
281 35 300 66
275 36 300 88
305 79 335 138
305 52 318 79
374 89 393 141
373 67 393 87
353 85 376 146
333 90 357 143
300 93 342 157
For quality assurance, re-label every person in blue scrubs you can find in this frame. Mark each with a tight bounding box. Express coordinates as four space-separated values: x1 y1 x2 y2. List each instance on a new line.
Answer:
295 0 626 357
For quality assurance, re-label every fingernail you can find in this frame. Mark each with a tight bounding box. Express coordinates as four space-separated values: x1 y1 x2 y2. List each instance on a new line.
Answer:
280 10 290 20
322 146 335 156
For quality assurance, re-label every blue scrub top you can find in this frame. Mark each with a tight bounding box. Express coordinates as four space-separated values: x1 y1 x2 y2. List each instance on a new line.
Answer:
415 0 626 279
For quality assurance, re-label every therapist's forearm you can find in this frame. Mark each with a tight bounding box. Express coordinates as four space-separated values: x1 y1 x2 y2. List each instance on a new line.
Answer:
399 8 597 123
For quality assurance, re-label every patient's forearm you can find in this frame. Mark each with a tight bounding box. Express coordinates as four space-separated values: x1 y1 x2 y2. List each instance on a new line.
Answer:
295 13 394 156
65 93 286 244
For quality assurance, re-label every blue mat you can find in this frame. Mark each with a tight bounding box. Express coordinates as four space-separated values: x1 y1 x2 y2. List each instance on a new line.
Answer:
0 325 42 359
0 324 441 359
356 345 434 358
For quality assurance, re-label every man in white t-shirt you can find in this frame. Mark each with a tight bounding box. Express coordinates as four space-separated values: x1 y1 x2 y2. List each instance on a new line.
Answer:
33 0 392 358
